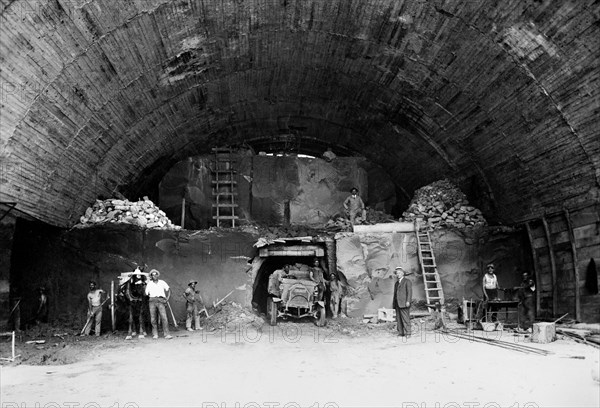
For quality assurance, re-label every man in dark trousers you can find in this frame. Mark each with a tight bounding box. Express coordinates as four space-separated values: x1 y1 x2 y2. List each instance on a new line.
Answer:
518 272 536 332
392 267 413 337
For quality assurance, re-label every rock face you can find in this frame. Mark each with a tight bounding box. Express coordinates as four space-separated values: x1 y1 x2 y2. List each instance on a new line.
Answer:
402 179 487 230
335 228 527 318
159 154 372 227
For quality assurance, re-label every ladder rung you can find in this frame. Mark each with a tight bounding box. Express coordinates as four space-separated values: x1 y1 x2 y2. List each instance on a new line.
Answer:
212 170 237 174
212 204 238 208
425 288 441 291
212 181 237 184
213 192 238 196
212 216 239 220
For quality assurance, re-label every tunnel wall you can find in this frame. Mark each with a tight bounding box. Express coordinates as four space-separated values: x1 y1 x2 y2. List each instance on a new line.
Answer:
0 213 17 329
526 203 600 322
335 227 530 318
8 221 257 330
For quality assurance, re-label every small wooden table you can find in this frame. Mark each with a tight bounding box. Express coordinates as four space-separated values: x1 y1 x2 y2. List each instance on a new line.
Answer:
485 300 520 327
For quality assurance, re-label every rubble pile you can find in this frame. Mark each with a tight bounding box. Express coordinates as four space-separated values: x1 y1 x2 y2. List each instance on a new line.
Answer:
202 302 265 331
78 197 181 230
402 179 487 230
323 216 353 232
365 207 397 223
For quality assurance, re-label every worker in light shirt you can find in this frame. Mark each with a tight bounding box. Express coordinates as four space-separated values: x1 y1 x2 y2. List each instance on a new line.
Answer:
482 263 501 322
145 269 173 340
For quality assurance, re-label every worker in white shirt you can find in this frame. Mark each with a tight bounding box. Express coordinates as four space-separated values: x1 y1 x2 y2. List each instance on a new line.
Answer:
145 269 173 339
482 263 500 322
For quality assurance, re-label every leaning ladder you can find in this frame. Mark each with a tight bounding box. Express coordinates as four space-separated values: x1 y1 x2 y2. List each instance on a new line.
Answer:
211 147 239 227
416 228 445 311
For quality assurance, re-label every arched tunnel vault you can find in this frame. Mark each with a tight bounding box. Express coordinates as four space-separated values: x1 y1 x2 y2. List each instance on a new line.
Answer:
1 0 598 227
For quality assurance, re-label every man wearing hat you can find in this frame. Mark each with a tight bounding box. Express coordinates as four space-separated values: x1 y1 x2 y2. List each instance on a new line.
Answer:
392 267 413 337
184 279 202 331
343 187 366 225
145 269 173 339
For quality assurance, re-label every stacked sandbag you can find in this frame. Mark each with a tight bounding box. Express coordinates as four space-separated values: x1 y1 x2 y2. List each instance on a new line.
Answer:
402 179 487 230
78 197 181 230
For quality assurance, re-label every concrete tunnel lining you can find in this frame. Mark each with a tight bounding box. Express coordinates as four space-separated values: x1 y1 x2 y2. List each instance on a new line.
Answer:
0 0 598 228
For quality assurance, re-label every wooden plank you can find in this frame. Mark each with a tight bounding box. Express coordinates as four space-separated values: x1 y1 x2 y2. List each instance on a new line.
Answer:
542 216 558 317
525 222 542 313
564 209 581 322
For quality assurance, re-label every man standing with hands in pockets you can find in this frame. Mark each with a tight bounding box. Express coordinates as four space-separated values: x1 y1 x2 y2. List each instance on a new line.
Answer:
392 267 413 338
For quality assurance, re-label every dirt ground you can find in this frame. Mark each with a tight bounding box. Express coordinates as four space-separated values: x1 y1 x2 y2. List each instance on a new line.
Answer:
1 310 599 408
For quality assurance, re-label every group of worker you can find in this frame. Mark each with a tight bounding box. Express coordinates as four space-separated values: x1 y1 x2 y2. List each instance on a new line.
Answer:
82 269 202 339
482 262 536 331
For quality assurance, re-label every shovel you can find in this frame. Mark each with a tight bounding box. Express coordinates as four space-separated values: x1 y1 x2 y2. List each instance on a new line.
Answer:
80 296 110 335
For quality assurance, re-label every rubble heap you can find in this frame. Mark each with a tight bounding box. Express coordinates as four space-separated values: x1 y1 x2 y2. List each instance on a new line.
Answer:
365 207 397 223
78 197 181 230
402 179 487 230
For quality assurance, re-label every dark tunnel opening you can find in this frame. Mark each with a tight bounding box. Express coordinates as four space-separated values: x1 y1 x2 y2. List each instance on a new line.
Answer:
251 255 320 315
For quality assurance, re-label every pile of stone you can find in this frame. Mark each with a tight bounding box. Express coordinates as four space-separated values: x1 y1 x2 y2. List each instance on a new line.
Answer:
402 179 487 229
78 197 181 230
323 216 353 232
365 207 397 223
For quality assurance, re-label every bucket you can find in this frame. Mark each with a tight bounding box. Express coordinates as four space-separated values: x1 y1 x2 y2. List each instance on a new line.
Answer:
480 320 497 332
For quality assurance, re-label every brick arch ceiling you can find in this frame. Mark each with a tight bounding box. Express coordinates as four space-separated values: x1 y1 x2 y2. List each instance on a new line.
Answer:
0 0 598 227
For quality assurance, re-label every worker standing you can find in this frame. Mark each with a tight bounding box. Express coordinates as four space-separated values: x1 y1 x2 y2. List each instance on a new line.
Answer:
482 263 500 321
35 286 49 324
184 279 202 331
392 267 413 337
343 187 366 225
83 281 106 336
328 272 342 319
145 269 173 339
309 258 327 301
518 272 536 332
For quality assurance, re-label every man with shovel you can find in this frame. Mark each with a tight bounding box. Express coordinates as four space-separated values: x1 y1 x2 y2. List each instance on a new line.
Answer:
83 281 106 336
184 280 202 331
145 269 173 340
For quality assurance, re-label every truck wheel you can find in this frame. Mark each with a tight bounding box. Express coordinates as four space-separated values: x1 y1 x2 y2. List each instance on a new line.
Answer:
315 304 327 327
267 297 278 326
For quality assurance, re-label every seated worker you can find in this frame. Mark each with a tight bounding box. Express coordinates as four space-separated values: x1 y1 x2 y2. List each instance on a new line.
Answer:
268 265 296 305
482 263 501 321
343 187 366 225
309 258 327 301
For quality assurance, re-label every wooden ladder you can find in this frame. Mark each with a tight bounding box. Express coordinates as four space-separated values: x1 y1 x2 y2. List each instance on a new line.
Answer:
416 228 445 311
211 147 239 227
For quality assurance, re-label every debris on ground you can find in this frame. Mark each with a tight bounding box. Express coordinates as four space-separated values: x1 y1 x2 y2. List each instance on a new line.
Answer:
556 325 600 348
76 196 181 230
401 179 487 230
201 302 265 332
